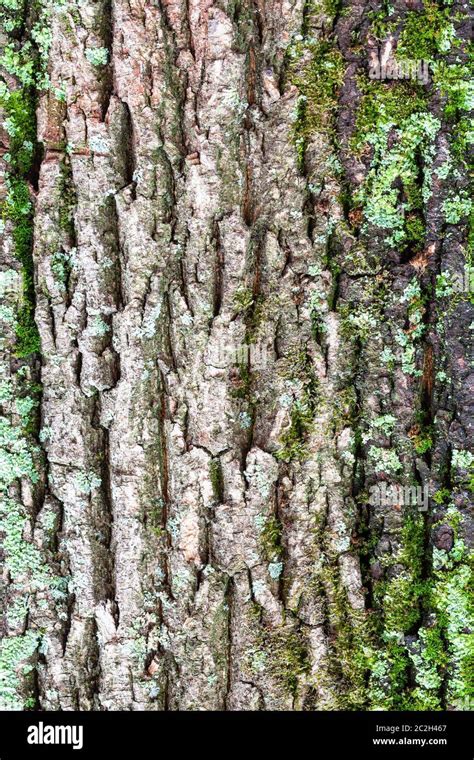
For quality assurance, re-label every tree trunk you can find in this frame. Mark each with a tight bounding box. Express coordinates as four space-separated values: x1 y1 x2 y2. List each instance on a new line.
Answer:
0 0 472 711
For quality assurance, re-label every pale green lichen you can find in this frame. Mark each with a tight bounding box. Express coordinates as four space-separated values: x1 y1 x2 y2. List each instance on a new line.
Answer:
140 303 162 339
268 561 283 580
372 415 397 435
393 278 426 377
368 445 402 475
0 416 38 490
0 631 40 710
84 46 108 67
0 498 53 589
89 315 110 338
355 113 440 247
14 395 37 422
75 470 102 495
442 192 473 225
368 515 426 709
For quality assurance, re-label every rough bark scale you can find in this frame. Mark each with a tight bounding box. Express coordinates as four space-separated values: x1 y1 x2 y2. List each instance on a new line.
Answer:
0 0 472 710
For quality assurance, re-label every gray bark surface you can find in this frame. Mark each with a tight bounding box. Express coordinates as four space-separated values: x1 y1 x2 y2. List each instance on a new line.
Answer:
0 0 472 710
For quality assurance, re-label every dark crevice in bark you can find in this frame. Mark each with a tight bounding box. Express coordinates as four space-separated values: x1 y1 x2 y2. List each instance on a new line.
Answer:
99 425 118 608
211 219 224 318
156 367 174 602
223 575 234 709
274 473 288 607
163 291 178 373
99 0 114 120
118 100 137 195
178 251 194 319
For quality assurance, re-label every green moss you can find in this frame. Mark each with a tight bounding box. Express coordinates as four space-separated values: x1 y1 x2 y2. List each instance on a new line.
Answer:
451 117 474 163
396 1 455 61
400 514 425 569
412 427 434 455
276 399 314 463
317 0 343 19
15 296 41 356
0 27 43 358
209 596 230 678
367 8 398 42
229 361 252 400
432 61 473 119
432 487 451 505
245 296 265 341
321 563 375 709
276 348 318 463
382 576 426 634
287 36 344 162
56 159 76 235
264 623 310 696
0 0 62 714
404 214 426 253
260 515 282 562
231 286 266 343
331 387 357 434
351 78 428 156
4 180 38 358
0 0 57 357
209 458 224 503
369 506 474 710
0 88 36 174
368 514 427 708
233 287 254 314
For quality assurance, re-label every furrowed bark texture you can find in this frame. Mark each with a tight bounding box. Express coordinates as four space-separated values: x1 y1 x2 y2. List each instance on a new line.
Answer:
0 0 472 710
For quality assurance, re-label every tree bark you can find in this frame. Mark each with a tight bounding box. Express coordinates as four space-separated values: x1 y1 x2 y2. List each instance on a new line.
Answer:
0 0 472 711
